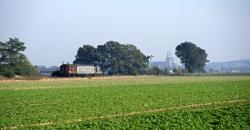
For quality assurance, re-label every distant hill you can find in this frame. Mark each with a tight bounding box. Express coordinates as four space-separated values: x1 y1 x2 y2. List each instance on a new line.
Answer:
205 59 250 73
150 59 250 73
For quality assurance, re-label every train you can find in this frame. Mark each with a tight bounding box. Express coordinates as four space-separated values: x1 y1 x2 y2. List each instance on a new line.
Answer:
60 64 102 77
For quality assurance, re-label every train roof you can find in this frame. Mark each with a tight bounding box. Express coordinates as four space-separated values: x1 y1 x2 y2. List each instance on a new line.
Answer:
60 64 99 67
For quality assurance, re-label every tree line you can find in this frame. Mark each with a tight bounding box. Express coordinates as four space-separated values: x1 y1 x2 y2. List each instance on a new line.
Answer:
74 41 209 74
0 37 209 78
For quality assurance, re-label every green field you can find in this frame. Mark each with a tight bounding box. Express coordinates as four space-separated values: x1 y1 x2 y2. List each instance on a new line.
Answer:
0 76 250 129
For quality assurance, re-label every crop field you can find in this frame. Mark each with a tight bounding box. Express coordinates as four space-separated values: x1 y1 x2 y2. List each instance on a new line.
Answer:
0 76 250 129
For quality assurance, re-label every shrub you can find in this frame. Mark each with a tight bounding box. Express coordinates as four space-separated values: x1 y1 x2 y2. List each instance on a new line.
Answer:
52 70 62 77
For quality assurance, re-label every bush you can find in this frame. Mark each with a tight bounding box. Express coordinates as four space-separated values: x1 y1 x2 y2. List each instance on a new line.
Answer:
15 60 38 77
52 71 62 77
0 65 15 78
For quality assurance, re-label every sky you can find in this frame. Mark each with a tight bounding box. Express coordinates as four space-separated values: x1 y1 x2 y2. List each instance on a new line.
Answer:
0 0 250 66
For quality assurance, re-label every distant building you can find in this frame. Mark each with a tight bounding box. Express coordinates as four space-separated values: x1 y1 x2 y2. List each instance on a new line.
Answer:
150 51 177 72
165 52 175 70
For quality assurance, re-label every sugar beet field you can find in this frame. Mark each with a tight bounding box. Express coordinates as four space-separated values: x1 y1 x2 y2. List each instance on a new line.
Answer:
0 76 249 129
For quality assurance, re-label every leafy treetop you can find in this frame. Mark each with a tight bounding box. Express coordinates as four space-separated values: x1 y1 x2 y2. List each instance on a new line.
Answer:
175 42 208 73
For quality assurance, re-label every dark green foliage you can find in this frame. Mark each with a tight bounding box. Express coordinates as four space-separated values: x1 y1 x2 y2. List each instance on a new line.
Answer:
51 70 62 77
0 38 26 66
15 55 38 77
0 38 38 78
0 65 15 78
175 42 209 73
73 45 101 65
74 41 151 75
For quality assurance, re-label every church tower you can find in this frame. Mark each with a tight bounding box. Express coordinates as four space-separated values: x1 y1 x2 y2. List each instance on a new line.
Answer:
165 51 174 69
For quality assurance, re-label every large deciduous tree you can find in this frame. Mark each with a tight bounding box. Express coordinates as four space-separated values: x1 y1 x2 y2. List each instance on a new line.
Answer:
73 45 101 65
74 41 151 75
175 42 208 73
0 38 38 78
0 38 26 65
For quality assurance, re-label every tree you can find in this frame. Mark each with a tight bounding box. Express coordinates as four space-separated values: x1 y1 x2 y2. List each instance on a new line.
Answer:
0 38 26 65
175 42 208 73
73 45 101 65
15 55 38 76
96 41 123 74
74 41 151 75
97 41 151 75
0 38 38 78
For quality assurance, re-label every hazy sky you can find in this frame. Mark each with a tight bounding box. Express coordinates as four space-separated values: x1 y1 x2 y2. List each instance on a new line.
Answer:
1 0 250 66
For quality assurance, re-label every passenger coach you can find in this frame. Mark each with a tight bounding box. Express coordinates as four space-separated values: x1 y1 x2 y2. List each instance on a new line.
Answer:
60 64 102 77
